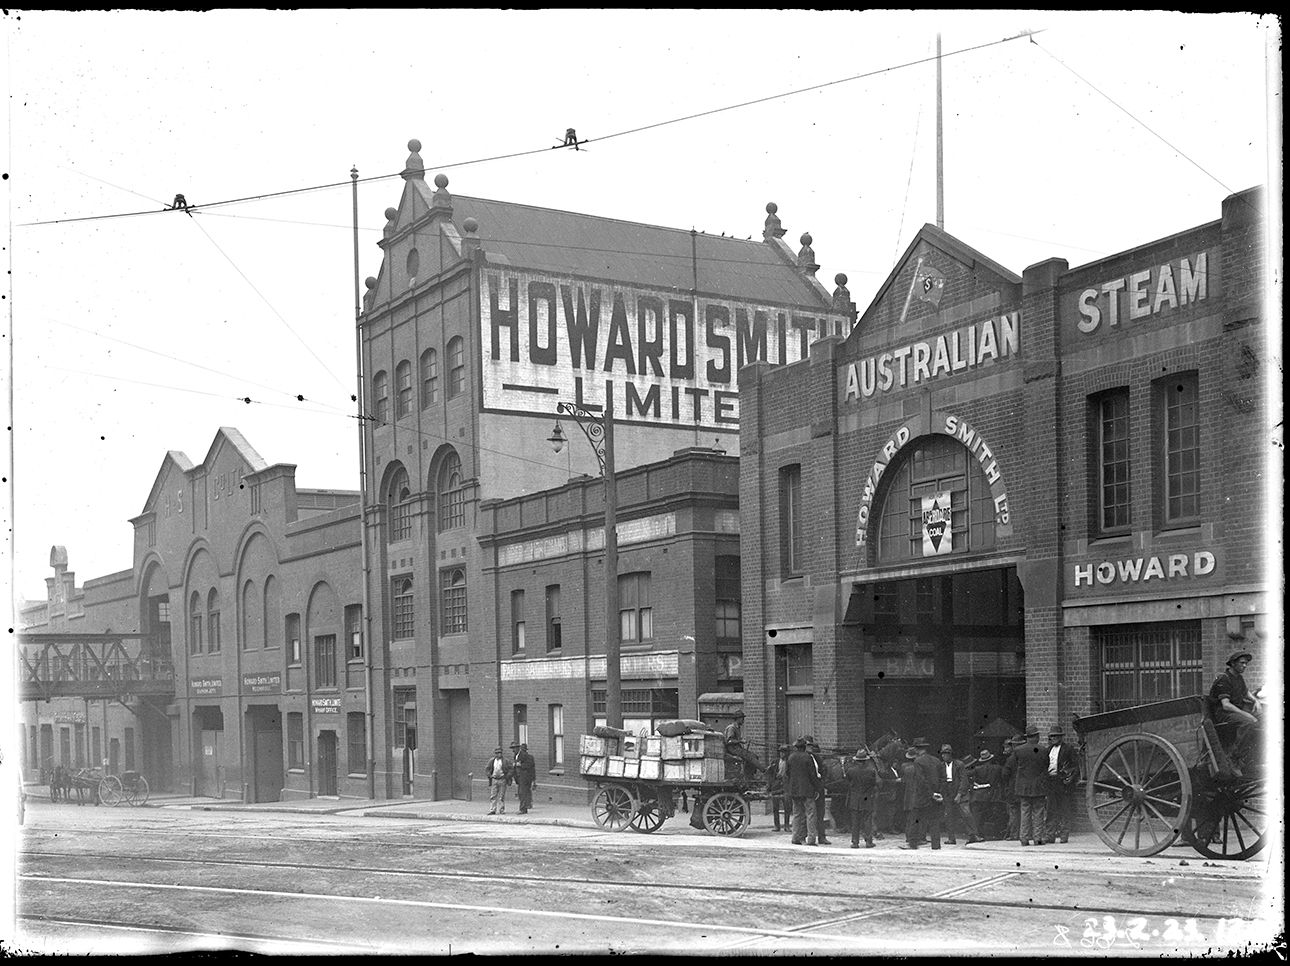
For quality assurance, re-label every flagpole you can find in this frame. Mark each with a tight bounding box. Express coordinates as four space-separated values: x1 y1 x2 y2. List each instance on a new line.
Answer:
900 256 925 325
936 32 944 231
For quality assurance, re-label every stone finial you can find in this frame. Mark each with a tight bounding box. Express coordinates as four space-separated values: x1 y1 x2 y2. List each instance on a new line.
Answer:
383 206 398 239
402 139 425 181
832 272 857 322
797 232 819 275
763 201 786 241
364 276 377 291
461 216 481 256
431 172 452 216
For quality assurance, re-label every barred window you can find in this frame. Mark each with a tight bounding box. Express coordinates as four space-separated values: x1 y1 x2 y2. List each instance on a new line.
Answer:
592 687 679 734
391 576 414 640
1094 621 1203 713
189 591 203 655
395 360 413 418
314 634 337 689
388 468 413 543
1097 389 1132 531
206 589 221 654
440 568 467 635
437 451 466 530
347 712 366 777
619 571 653 642
420 348 439 408
1163 374 1201 523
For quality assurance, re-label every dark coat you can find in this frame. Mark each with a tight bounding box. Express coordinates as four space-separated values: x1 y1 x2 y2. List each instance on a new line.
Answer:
1007 740 1049 797
942 757 972 803
901 759 925 809
786 749 821 798
1043 743 1079 790
513 750 536 784
915 751 947 807
483 755 513 786
844 758 879 811
968 760 1004 803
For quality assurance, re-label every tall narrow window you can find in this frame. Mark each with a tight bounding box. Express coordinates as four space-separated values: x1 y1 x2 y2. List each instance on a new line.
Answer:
1097 389 1132 532
437 451 466 530
241 579 261 650
345 604 363 661
447 337 465 398
264 576 281 649
513 704 528 748
207 589 221 653
388 468 413 542
420 348 439 408
189 591 203 655
618 572 653 642
347 712 367 776
550 704 565 768
286 613 302 666
373 370 389 424
395 360 413 418
315 634 337 688
1163 373 1201 523
440 568 467 634
545 584 562 652
287 713 304 769
391 576 415 640
779 464 802 575
511 589 526 654
714 555 741 640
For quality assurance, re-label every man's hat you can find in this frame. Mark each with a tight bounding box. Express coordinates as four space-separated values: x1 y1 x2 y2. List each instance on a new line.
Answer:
733 711 746 718
854 748 872 761
905 747 920 759
1010 733 1025 745
803 734 816 744
913 737 930 749
977 749 994 762
940 744 954 754
494 746 503 754
520 743 529 750
778 744 791 754
1227 650 1254 666
509 741 520 748
1048 728 1064 739
794 737 807 749
1025 724 1040 738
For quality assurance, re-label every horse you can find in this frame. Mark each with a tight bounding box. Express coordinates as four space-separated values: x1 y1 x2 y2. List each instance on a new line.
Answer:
66 768 101 805
49 764 71 803
872 733 910 835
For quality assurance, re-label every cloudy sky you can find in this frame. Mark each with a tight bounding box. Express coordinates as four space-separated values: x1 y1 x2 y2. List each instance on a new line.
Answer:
4 9 1279 593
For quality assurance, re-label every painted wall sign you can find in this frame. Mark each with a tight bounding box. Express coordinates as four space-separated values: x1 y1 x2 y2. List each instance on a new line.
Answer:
189 677 223 697
842 312 1020 402
921 492 953 556
311 696 342 714
1072 551 1217 588
855 414 1012 549
241 671 282 695
865 648 936 678
53 711 86 723
1075 253 1209 334
479 270 849 431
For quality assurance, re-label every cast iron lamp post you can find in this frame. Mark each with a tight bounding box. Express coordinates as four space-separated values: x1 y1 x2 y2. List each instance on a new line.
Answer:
548 390 621 729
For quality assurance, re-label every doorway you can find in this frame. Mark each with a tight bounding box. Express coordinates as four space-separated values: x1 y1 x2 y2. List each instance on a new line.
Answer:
246 706 283 803
448 691 471 799
193 706 224 797
317 731 338 796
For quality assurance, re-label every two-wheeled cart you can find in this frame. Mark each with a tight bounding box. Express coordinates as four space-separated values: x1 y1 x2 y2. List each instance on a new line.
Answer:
1073 695 1266 860
583 775 766 837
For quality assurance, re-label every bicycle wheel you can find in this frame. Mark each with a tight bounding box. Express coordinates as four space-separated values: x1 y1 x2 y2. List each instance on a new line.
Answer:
99 775 123 807
126 776 150 807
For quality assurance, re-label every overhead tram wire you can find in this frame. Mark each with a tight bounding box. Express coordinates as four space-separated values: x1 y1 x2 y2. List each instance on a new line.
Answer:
18 29 1046 230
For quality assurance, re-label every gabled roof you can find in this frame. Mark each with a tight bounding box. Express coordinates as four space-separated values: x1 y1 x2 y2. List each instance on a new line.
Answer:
409 180 834 310
140 450 195 515
138 428 268 516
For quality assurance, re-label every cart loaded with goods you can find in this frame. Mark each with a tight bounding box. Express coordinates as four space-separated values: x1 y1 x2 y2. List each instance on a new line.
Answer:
578 719 767 836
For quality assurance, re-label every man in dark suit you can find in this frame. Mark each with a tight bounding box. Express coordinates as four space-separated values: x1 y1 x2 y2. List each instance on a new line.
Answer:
513 741 537 814
940 744 979 845
844 747 879 848
805 737 832 845
1001 735 1023 840
1043 729 1079 843
902 737 946 849
1008 724 1049 845
968 748 1004 840
786 737 821 846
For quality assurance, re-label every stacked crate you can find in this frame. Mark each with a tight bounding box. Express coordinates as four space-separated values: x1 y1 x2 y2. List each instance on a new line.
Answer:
581 728 727 783
578 734 616 776
661 731 726 782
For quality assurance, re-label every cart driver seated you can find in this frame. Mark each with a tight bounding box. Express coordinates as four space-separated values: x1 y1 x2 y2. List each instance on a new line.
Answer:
1207 650 1261 776
723 712 764 779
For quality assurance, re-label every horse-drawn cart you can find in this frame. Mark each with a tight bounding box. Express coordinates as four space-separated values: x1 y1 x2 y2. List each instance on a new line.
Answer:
1073 695 1266 860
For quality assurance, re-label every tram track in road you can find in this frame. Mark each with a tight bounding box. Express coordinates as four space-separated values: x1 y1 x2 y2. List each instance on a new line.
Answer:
18 848 1247 923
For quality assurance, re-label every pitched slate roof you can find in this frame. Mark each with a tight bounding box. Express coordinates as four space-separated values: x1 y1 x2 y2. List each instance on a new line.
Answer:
413 181 832 310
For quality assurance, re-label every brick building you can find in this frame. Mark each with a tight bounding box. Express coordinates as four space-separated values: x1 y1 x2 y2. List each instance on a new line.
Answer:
739 187 1270 755
357 139 850 799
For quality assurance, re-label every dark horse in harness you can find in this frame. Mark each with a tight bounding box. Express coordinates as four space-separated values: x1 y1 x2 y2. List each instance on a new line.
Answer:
871 732 910 835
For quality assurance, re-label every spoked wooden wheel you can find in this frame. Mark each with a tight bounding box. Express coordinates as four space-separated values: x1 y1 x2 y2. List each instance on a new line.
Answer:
1188 776 1267 861
629 791 667 833
98 775 124 807
126 776 150 807
702 792 750 837
591 784 638 832
1087 733 1191 856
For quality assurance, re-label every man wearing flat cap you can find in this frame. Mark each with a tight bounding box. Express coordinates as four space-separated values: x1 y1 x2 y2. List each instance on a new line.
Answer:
484 745 513 815
1043 729 1079 844
1208 650 1260 774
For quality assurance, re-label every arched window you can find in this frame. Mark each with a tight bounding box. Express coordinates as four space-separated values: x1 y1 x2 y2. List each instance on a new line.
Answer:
188 591 204 655
420 348 439 409
437 451 466 531
241 579 261 650
406 247 420 280
875 435 997 563
207 588 222 653
395 360 412 418
447 337 465 399
263 575 281 649
373 370 389 424
388 467 413 542
440 568 467 634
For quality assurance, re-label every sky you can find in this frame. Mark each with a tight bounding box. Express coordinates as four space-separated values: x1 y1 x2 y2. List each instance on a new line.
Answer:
3 9 1280 597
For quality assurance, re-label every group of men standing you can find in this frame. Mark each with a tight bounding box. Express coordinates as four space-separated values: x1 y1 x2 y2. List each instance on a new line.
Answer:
483 741 537 815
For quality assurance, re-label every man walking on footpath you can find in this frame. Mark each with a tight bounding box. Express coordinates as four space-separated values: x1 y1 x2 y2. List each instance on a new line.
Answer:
1008 725 1048 845
1043 729 1079 843
786 737 821 846
941 744 979 845
844 747 879 848
484 746 513 815
513 741 537 814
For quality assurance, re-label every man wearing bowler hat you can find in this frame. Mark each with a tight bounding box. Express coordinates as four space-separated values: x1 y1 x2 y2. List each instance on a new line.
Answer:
1007 725 1048 845
1043 728 1079 844
1208 650 1260 775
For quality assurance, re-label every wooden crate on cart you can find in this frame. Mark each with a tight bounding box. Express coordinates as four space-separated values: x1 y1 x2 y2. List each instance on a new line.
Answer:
681 733 725 759
579 754 608 776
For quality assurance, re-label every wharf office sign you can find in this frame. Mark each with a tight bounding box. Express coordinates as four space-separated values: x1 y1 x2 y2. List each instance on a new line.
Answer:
480 270 848 431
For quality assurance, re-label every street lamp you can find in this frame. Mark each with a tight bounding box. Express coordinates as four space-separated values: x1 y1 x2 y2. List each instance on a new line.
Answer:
548 388 622 729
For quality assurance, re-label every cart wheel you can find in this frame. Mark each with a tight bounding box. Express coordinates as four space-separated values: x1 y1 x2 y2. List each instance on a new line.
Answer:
99 775 123 807
126 776 150 807
1087 733 1190 856
629 791 667 833
591 785 637 832
1187 776 1267 861
703 792 750 837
